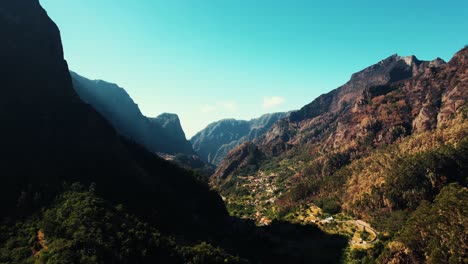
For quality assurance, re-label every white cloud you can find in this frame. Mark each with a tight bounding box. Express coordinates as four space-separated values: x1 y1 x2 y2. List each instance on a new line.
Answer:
263 96 285 108
200 101 238 113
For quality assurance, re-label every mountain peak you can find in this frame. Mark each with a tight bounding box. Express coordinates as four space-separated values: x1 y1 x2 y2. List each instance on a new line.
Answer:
429 57 446 67
71 72 195 155
155 113 181 122
150 113 189 143
350 53 421 82
398 55 419 66
289 53 425 123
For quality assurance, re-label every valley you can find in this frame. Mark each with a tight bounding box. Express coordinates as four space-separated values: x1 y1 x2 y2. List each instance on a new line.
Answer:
210 47 468 263
222 166 381 247
0 0 466 263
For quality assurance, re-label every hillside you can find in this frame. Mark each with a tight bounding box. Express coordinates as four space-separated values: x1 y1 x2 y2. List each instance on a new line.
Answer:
213 47 468 263
191 112 288 165
0 186 244 264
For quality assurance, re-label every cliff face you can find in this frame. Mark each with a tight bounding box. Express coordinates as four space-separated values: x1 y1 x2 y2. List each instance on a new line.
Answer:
0 0 227 233
191 112 288 165
150 113 187 140
257 50 466 157
149 113 196 155
71 72 195 156
191 119 251 165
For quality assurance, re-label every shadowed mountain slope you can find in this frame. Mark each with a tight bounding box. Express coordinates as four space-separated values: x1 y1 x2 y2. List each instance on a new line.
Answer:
71 71 195 156
0 0 227 235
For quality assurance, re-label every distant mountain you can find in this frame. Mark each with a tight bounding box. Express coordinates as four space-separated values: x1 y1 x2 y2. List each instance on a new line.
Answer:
71 72 195 156
191 112 288 165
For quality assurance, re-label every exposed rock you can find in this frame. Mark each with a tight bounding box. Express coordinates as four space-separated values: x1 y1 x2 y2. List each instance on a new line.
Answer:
256 49 467 157
191 112 288 165
214 48 467 191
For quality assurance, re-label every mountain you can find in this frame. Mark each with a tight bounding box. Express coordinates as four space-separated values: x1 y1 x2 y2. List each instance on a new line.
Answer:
212 48 467 263
215 47 467 201
0 1 348 263
0 0 227 233
191 112 288 165
211 142 265 182
71 71 195 156
214 52 462 183
257 53 458 156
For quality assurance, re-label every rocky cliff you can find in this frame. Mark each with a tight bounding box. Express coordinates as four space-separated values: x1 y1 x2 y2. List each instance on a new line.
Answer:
257 50 466 156
191 112 288 165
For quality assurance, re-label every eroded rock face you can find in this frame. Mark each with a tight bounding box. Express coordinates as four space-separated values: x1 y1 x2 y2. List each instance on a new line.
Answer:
214 48 467 183
436 49 468 126
191 112 288 165
257 54 424 155
257 49 467 156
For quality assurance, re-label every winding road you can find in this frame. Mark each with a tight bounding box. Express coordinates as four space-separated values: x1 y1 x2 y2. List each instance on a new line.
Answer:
335 219 379 245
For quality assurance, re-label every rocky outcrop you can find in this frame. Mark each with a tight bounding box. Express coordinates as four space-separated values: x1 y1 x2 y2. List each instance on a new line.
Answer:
257 49 467 156
150 113 187 141
149 113 195 155
257 54 426 155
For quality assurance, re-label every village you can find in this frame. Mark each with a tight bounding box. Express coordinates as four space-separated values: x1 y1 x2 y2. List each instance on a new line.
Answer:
225 170 379 249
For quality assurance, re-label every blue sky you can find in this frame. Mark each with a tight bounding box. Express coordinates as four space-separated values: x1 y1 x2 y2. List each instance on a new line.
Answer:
40 0 467 138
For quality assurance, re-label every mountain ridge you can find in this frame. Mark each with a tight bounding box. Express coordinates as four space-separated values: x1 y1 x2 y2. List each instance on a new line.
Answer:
71 71 196 156
255 50 463 156
211 47 467 263
191 112 288 165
